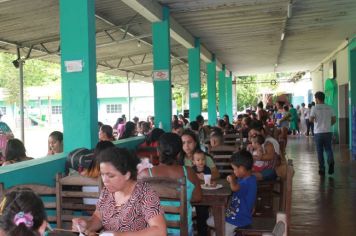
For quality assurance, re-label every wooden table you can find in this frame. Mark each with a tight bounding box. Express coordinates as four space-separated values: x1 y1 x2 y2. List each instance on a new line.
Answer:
193 179 231 236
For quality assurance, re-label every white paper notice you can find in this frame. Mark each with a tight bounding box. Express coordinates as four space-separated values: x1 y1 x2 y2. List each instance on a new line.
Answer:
65 60 83 73
191 92 199 98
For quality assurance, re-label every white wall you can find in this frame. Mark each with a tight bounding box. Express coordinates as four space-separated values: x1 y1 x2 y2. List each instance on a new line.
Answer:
311 41 349 91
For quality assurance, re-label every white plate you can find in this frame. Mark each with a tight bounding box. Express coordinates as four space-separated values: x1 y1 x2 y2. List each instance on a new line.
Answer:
201 184 223 190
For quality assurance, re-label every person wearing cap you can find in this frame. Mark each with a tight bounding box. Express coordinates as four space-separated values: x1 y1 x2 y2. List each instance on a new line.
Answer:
207 150 257 235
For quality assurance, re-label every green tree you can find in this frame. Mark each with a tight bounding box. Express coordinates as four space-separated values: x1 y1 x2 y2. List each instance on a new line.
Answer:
236 76 258 111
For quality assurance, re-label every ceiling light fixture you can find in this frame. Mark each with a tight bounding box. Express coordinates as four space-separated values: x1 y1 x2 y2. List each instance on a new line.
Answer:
281 32 285 41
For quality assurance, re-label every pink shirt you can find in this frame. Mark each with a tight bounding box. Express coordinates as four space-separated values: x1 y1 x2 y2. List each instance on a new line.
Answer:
96 181 163 232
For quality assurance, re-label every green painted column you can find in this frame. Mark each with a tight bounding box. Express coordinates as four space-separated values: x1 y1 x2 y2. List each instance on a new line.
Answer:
348 38 356 150
226 71 233 120
207 57 217 125
152 7 171 131
60 0 98 152
188 38 201 121
218 65 227 118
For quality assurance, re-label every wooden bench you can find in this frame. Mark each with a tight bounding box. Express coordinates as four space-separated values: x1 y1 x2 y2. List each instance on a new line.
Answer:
56 173 101 229
141 177 188 236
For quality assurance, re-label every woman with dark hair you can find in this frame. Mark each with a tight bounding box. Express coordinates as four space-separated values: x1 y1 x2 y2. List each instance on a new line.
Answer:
139 133 202 236
120 121 137 139
179 129 219 236
113 118 125 139
47 131 63 155
0 188 48 236
2 139 32 166
99 125 115 142
136 128 165 165
179 129 219 179
72 147 166 236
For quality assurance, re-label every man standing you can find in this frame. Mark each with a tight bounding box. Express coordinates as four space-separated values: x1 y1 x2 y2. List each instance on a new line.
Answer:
310 92 336 175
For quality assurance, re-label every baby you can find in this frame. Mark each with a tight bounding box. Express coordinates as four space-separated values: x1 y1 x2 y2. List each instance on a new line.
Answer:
192 150 211 181
249 134 267 172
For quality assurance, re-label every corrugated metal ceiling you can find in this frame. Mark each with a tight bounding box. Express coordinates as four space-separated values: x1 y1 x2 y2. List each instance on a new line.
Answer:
0 0 355 84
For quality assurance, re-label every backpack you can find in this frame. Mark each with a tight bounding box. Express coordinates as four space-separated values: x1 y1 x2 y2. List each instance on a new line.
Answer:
65 148 94 175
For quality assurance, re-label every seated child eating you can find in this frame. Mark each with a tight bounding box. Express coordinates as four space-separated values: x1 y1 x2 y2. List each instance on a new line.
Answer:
207 150 257 236
192 150 212 182
249 134 267 172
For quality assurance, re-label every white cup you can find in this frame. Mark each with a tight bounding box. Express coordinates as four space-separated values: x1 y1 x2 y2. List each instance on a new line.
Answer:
204 174 211 185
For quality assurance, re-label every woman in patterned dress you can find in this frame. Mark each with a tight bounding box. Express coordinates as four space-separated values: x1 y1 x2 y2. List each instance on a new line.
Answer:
72 147 166 236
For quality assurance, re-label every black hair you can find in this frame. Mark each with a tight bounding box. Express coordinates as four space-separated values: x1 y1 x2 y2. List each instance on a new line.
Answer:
98 121 103 128
257 101 264 109
146 128 165 145
0 188 47 236
250 120 263 131
301 103 305 106
308 103 312 108
100 125 115 140
231 150 253 170
94 141 115 157
217 119 226 127
196 115 204 125
189 121 199 131
49 131 63 143
5 139 27 163
98 147 140 180
283 105 289 112
277 101 285 107
158 133 182 165
120 121 136 139
237 114 243 119
172 120 183 130
113 118 124 130
314 91 325 102
251 134 265 145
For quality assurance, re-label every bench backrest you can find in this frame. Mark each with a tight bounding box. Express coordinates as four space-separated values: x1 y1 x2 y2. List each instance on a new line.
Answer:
55 173 100 229
142 177 188 236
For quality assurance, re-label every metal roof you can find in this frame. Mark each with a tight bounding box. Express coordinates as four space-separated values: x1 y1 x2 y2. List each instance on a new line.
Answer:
0 0 355 84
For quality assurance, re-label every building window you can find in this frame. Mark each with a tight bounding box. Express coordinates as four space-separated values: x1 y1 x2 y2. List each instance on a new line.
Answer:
106 104 122 113
52 106 62 114
0 107 6 115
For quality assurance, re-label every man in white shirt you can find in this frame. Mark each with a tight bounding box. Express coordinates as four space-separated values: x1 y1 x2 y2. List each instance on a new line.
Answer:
310 92 336 175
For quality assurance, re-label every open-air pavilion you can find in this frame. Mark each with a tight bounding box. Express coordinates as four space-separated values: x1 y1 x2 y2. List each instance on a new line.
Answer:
0 0 356 235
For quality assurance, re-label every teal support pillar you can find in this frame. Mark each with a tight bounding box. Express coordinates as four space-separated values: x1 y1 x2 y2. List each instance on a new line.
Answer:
226 71 233 120
152 7 171 131
218 65 227 117
188 38 201 120
348 38 356 151
60 0 98 152
207 57 217 125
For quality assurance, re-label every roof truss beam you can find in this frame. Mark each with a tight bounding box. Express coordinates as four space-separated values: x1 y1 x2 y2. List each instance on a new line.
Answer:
121 0 223 71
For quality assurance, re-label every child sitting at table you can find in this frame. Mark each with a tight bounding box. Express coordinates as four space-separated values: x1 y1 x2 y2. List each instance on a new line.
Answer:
192 149 212 181
249 134 267 172
207 150 257 236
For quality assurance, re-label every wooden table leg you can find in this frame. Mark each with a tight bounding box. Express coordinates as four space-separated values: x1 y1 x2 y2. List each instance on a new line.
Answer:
212 205 225 236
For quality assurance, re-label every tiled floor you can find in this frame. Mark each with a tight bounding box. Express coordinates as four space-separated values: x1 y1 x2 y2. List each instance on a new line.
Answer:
287 136 356 236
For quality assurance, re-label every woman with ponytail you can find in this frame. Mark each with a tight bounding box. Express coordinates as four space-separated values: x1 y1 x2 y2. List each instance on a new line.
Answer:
0 188 48 236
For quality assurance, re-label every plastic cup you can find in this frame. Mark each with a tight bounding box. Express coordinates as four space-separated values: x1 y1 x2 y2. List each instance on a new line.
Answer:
204 174 211 185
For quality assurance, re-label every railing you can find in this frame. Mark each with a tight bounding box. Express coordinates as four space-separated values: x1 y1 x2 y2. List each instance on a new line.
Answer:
0 136 145 189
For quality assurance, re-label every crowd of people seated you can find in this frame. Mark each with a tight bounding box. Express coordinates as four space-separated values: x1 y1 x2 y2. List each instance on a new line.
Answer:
0 99 301 236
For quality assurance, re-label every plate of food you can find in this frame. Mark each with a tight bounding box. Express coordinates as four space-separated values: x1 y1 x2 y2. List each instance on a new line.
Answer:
200 183 223 190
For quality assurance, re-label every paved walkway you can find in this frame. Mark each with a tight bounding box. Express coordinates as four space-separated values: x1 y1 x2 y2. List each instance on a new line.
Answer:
287 136 356 236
